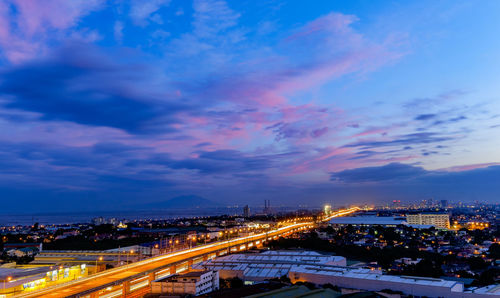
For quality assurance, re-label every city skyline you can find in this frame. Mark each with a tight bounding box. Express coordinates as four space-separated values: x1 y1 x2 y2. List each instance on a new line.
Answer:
0 0 500 211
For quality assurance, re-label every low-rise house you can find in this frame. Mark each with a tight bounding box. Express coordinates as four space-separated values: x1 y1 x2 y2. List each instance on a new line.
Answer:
6 247 38 258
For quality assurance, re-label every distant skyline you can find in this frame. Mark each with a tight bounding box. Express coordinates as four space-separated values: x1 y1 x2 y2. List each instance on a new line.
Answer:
0 0 499 211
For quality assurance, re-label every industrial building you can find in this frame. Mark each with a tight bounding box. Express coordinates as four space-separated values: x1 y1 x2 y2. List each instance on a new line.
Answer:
151 270 219 296
329 216 406 227
0 264 88 296
406 213 451 229
193 250 348 282
289 264 463 297
288 264 500 298
195 250 500 298
31 246 143 272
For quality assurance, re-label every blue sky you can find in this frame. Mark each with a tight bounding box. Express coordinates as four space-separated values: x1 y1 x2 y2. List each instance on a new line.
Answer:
0 0 499 211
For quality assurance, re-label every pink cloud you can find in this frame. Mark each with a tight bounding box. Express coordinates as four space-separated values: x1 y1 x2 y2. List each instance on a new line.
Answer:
13 0 102 36
285 13 358 42
354 127 388 137
197 12 402 110
440 162 500 172
0 0 103 63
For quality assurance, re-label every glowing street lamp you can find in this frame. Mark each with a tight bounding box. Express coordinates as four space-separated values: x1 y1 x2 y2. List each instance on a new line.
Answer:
95 257 103 273
3 276 12 292
126 250 134 264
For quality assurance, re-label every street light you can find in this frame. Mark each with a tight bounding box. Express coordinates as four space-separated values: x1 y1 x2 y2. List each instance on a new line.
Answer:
126 250 134 264
95 257 103 273
3 276 12 293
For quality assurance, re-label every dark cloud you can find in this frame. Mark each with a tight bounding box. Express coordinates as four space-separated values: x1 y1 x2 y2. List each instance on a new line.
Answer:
92 142 145 155
311 127 329 138
0 44 187 134
266 122 307 141
344 132 454 149
432 115 467 126
415 114 436 121
330 163 427 183
0 140 167 188
165 150 273 174
421 150 439 156
403 90 468 110
194 142 212 148
266 122 330 141
330 163 500 203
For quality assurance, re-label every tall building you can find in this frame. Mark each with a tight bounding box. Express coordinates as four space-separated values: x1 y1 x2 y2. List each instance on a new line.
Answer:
440 200 448 208
323 204 331 215
91 217 105 225
392 200 401 209
406 213 450 229
243 205 250 217
263 200 271 214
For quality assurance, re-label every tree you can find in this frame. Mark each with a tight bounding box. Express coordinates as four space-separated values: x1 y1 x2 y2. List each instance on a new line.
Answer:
472 268 500 287
467 257 488 271
488 243 500 259
229 277 243 288
322 283 340 292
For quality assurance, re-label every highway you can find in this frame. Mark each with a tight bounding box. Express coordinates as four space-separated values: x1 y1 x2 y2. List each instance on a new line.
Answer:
14 207 359 298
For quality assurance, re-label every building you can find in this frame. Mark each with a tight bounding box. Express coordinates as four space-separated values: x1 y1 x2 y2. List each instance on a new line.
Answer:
392 200 402 209
329 216 406 228
91 217 105 225
151 270 219 296
193 250 347 283
3 243 42 253
243 205 250 217
406 213 450 229
263 200 271 214
289 264 463 297
0 264 88 296
288 264 500 298
6 247 38 258
31 247 142 272
323 204 331 215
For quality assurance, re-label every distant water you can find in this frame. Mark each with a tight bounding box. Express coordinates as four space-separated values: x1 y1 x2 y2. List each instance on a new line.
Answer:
0 208 247 227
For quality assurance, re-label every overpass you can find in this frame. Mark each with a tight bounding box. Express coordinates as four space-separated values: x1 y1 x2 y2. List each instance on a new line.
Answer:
14 207 360 298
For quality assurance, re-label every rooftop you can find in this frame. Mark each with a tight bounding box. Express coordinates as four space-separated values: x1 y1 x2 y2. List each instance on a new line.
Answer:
290 265 463 290
0 266 51 282
179 270 210 278
470 284 500 295
154 270 212 282
329 216 405 226
194 251 361 281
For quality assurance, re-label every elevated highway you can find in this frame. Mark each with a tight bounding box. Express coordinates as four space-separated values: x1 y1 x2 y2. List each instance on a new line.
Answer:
14 207 359 298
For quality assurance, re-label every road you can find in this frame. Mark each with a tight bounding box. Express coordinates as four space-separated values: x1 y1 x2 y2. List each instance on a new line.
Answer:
15 207 359 298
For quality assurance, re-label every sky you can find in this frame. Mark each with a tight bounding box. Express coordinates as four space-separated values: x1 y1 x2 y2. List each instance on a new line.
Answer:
0 0 499 212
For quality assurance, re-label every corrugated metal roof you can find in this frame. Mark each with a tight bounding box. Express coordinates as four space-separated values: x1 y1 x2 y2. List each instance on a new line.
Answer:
290 265 458 288
192 251 350 280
